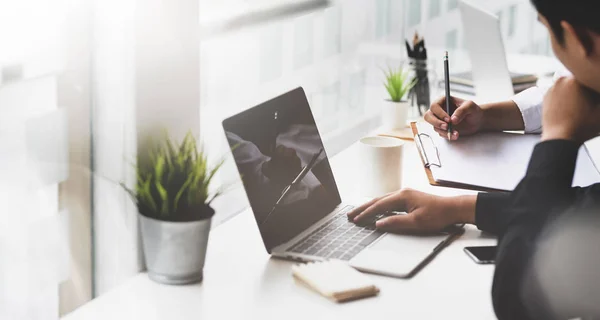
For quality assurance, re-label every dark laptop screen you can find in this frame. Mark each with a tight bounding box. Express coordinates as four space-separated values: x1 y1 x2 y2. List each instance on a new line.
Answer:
222 87 341 252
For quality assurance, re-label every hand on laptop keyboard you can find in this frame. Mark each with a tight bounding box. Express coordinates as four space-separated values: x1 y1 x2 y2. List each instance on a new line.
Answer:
351 211 397 229
289 206 385 260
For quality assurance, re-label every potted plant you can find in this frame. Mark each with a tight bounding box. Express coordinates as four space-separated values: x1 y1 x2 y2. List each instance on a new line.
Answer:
121 132 223 285
382 67 417 130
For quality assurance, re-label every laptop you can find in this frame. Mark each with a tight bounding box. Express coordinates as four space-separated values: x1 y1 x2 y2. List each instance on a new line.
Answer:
222 87 463 278
459 0 519 102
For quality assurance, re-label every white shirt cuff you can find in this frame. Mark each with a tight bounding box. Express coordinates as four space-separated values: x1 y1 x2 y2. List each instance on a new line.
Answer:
512 87 544 134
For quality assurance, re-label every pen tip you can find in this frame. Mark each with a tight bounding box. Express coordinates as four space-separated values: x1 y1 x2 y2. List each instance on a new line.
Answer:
444 51 448 58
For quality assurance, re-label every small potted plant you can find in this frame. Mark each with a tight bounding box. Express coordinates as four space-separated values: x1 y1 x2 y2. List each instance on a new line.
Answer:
121 131 223 285
382 67 417 130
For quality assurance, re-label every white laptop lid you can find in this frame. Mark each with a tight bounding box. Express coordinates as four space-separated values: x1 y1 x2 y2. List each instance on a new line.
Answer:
459 0 514 102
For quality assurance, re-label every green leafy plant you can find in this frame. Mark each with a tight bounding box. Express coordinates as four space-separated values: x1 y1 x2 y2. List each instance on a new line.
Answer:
383 67 417 102
121 131 223 222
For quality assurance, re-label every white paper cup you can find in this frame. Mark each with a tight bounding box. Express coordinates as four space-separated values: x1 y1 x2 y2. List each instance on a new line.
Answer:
358 136 404 197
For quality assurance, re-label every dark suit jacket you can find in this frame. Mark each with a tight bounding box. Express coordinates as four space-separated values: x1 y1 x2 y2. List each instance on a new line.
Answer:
474 140 600 319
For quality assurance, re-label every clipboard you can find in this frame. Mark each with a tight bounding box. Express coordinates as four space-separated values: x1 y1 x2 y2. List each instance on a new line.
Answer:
411 122 600 192
411 122 506 192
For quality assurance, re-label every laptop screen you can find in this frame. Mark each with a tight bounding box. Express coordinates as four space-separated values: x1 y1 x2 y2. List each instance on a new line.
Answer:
222 87 341 252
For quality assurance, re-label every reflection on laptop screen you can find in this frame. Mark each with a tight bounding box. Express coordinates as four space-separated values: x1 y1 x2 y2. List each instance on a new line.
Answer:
222 87 341 252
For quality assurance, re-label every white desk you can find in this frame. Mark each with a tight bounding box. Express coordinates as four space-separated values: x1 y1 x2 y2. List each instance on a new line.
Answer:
63 136 497 320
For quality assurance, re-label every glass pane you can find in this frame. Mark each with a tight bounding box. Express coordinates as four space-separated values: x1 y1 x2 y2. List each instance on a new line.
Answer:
294 15 315 70
446 29 458 49
508 5 517 37
376 0 391 38
323 6 341 57
408 0 422 27
448 0 458 11
429 0 442 19
260 27 284 82
497 9 504 33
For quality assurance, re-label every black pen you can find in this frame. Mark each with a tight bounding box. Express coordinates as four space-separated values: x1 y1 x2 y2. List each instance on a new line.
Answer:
444 51 452 140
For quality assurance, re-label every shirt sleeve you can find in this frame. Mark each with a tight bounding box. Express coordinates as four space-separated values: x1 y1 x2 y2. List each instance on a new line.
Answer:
511 87 544 134
511 67 572 134
475 192 511 235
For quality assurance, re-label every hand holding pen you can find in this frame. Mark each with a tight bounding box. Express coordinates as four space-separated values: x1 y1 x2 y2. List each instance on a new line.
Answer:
423 52 486 140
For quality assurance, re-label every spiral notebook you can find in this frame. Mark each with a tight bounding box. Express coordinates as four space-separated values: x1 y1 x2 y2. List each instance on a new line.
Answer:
412 122 600 192
292 260 379 302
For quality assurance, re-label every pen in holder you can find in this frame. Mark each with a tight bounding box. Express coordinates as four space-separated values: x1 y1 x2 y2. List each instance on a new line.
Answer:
406 33 436 119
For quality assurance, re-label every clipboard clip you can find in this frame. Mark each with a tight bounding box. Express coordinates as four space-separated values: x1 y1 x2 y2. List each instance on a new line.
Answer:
415 133 442 168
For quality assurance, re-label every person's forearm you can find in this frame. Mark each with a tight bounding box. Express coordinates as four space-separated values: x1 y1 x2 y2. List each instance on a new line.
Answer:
445 193 517 235
445 195 477 225
481 100 525 132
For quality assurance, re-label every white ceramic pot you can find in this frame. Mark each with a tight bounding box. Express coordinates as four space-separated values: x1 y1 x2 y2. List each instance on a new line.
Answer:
381 99 410 130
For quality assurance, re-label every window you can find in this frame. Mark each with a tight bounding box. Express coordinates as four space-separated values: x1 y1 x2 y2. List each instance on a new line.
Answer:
429 0 442 19
200 0 387 225
446 29 458 49
260 26 283 82
293 15 314 70
1 0 93 317
323 6 341 57
497 9 504 32
447 0 458 11
407 0 422 27
376 0 391 38
508 5 517 37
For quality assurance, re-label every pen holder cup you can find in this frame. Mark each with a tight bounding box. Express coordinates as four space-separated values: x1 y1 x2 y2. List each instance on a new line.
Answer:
405 58 438 119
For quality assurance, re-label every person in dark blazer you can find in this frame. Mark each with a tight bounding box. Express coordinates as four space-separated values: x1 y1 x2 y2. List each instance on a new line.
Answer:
350 0 600 318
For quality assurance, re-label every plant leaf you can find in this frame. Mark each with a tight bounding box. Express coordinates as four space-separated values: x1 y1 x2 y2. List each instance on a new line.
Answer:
140 177 158 213
173 174 194 213
155 181 169 216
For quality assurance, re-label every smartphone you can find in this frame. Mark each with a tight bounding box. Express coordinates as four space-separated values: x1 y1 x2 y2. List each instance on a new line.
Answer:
464 246 496 264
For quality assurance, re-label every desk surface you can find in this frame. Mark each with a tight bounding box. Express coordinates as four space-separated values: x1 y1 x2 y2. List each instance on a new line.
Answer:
63 135 497 320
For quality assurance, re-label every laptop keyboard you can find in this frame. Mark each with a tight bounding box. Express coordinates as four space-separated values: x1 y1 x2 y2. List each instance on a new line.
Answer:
288 206 384 261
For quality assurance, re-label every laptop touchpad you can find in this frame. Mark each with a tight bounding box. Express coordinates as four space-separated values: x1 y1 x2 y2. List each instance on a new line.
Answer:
349 233 449 278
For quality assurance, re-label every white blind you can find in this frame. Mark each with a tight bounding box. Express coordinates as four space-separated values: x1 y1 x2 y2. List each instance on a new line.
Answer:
0 77 68 320
0 0 69 318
